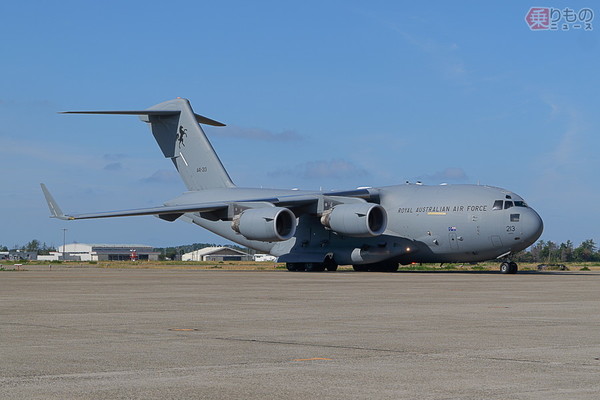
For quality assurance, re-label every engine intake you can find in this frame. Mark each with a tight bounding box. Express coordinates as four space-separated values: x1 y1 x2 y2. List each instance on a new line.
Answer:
321 203 387 237
232 207 296 242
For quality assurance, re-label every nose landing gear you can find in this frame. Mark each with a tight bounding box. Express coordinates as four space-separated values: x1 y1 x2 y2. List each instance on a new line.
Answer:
500 261 518 274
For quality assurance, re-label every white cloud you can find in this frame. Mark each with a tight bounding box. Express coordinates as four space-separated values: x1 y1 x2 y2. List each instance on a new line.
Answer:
140 169 180 184
103 162 123 171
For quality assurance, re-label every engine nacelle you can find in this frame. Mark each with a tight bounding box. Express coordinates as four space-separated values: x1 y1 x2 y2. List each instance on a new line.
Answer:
320 203 387 237
232 207 296 242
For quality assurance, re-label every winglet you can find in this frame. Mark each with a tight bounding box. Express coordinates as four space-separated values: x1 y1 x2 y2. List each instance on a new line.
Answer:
40 184 70 220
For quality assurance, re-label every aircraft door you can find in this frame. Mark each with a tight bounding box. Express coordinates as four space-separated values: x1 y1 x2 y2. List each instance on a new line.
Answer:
507 211 521 238
491 235 503 248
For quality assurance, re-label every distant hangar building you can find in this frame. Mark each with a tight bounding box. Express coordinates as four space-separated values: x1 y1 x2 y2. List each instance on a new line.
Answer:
182 247 252 262
55 243 160 261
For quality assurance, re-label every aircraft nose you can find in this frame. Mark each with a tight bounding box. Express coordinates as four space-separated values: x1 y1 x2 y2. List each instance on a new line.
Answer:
522 208 544 246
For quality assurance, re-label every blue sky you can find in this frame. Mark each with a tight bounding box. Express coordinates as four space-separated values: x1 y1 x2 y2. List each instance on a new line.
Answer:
1 1 598 249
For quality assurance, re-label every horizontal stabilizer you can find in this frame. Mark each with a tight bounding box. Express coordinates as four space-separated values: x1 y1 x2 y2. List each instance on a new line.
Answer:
61 110 226 126
194 114 226 126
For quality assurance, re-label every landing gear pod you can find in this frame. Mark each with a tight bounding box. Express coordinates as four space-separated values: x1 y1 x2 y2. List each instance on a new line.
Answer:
232 207 296 242
321 203 387 237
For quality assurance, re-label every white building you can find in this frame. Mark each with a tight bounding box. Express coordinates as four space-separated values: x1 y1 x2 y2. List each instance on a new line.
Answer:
41 243 160 261
37 252 62 262
182 247 252 262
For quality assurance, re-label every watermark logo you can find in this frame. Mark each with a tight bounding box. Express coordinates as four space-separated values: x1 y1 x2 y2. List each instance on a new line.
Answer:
525 7 594 31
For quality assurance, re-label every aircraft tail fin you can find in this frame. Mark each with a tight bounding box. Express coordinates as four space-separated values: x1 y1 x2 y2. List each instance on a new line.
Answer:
62 98 235 191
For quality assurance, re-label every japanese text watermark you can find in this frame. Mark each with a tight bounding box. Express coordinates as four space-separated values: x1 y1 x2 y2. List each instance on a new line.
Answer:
525 7 594 31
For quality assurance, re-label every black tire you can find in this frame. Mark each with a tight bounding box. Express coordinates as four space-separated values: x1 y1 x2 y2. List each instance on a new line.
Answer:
324 257 338 272
286 263 304 271
353 265 369 272
500 262 510 274
508 262 518 274
305 263 325 272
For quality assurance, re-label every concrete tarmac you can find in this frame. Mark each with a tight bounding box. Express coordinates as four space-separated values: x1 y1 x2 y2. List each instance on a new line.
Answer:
1 267 600 399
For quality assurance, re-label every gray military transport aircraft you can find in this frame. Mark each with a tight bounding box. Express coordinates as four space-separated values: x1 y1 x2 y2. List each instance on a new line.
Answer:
41 98 543 273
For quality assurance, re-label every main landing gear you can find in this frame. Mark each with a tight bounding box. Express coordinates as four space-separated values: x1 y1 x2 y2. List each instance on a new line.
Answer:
286 258 338 272
500 261 518 274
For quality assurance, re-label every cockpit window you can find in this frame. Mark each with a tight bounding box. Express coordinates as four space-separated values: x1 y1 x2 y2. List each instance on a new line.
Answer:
494 200 527 210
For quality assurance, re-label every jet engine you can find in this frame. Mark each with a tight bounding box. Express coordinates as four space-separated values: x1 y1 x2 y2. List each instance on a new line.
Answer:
231 207 296 242
320 203 387 237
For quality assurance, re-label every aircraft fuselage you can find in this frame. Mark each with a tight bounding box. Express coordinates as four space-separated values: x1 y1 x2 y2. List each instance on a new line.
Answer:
167 183 543 266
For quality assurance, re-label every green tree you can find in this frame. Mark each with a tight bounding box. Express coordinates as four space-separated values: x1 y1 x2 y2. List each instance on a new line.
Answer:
24 240 41 252
574 239 597 262
37 242 56 256
538 240 559 263
559 240 574 262
530 240 544 262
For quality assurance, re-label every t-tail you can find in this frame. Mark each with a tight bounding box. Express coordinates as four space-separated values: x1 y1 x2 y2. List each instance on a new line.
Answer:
63 98 235 191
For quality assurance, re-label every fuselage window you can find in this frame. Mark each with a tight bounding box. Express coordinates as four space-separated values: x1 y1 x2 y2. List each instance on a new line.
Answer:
492 200 503 210
504 201 514 209
514 201 528 207
510 214 520 222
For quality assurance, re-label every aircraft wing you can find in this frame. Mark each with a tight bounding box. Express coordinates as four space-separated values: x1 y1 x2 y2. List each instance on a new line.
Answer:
41 184 230 221
40 184 367 222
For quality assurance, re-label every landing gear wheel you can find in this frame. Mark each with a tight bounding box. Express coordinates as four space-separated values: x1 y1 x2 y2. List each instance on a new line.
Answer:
286 262 332 272
324 257 338 272
353 265 369 272
305 263 325 272
500 262 518 274
286 263 305 271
